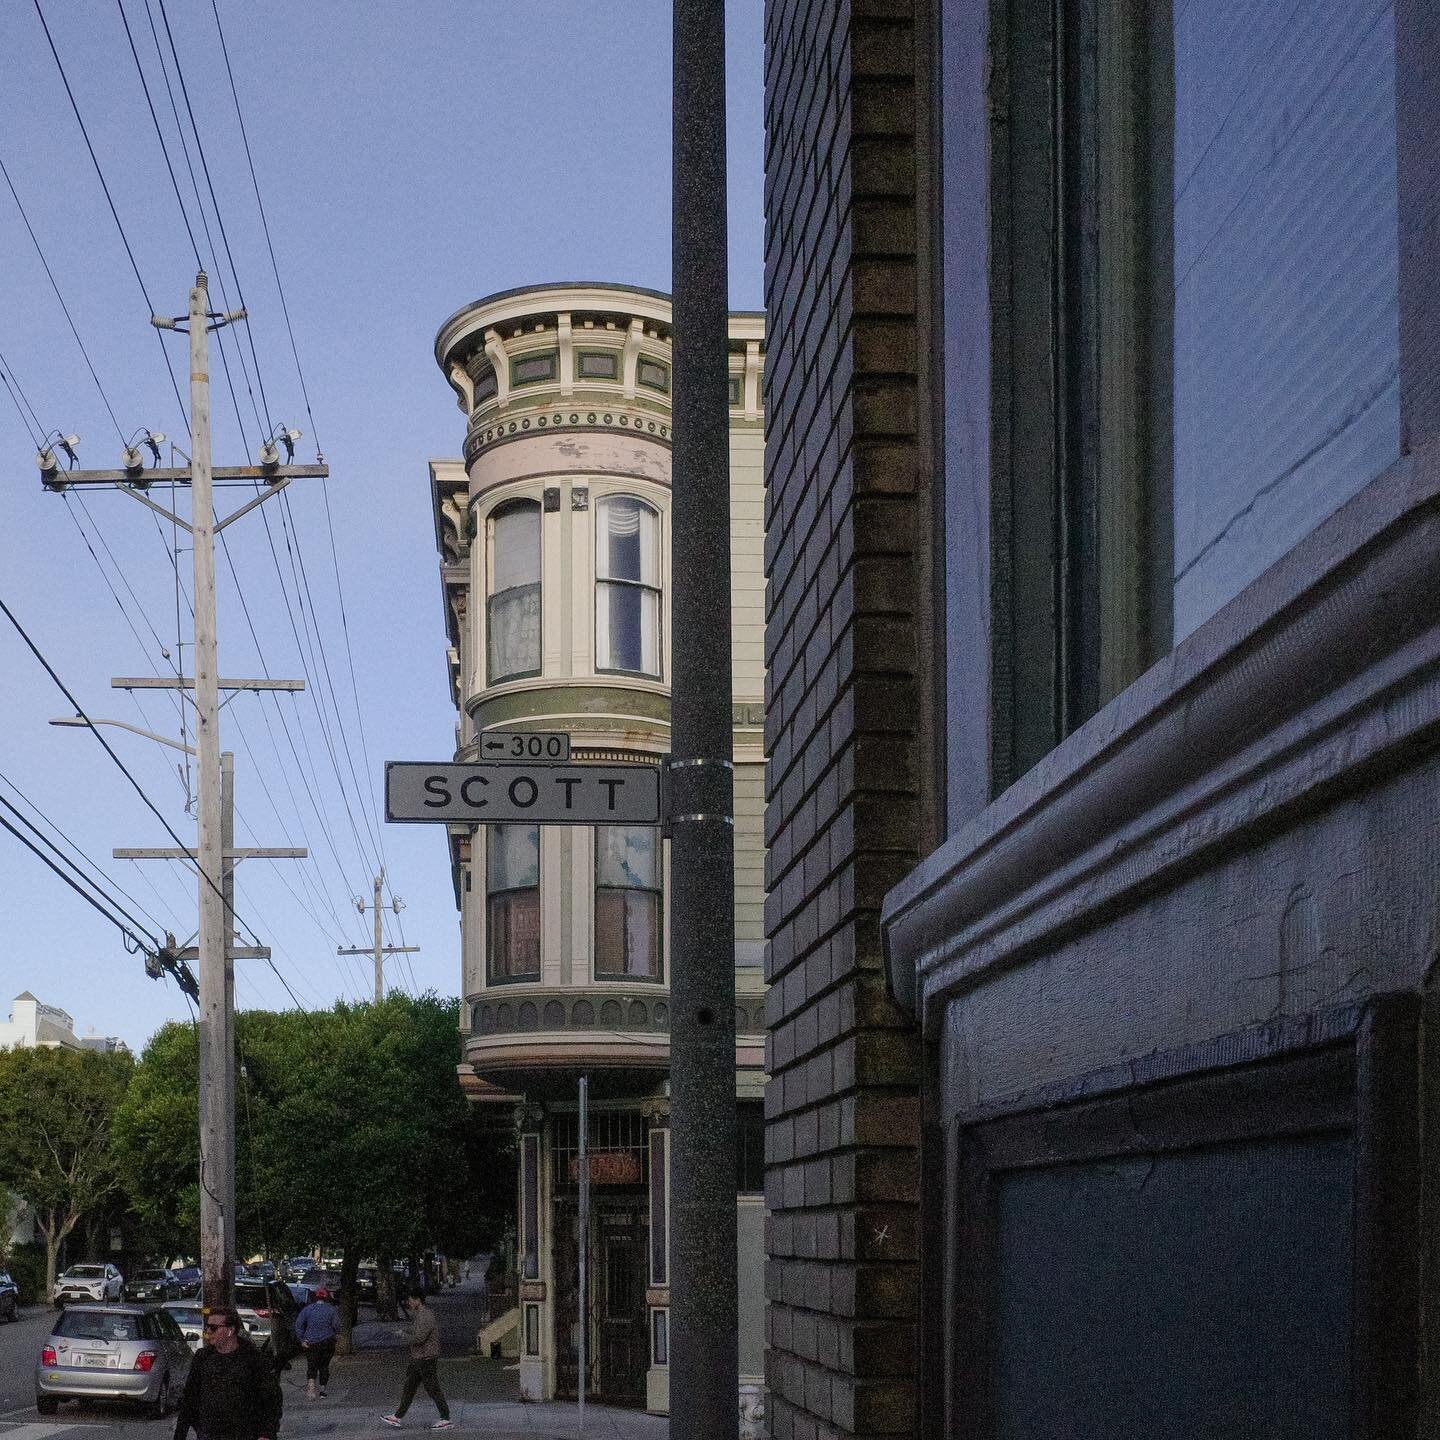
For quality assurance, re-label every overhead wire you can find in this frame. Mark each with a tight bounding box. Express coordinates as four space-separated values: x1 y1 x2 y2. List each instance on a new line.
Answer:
119 0 379 977
206 0 406 946
133 5 383 947
30 0 189 437
29 0 392 1004
0 772 168 942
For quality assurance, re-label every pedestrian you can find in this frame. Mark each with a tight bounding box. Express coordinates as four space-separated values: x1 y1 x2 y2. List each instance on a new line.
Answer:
173 1306 282 1440
381 1290 452 1429
294 1286 340 1400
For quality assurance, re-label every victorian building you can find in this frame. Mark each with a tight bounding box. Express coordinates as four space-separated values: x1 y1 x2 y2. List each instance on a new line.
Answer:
428 283 767 1417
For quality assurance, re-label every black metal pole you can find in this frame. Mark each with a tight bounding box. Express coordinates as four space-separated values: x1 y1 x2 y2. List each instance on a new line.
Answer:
670 1 738 1437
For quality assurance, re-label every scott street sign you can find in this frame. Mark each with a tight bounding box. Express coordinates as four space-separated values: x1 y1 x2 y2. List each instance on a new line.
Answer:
385 760 661 825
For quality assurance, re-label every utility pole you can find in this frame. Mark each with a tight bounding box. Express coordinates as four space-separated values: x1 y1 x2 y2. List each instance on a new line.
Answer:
38 272 323 1315
669 3 739 1438
339 868 418 1002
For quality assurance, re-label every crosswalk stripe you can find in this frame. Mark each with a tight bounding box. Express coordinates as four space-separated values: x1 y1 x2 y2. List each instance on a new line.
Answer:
0 1424 88 1440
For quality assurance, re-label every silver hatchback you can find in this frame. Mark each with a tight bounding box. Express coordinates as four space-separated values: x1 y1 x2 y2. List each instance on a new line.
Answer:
36 1304 191 1416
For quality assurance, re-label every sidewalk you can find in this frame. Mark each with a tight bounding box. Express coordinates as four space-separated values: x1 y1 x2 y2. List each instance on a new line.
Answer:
277 1281 666 1440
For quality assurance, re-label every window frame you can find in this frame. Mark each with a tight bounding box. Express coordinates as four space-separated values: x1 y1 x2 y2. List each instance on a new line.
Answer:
593 493 664 679
592 824 664 983
485 824 541 986
485 497 543 686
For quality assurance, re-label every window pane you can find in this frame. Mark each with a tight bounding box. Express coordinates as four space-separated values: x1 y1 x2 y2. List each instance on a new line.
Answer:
596 826 658 889
488 889 540 978
1162 0 1399 639
488 583 541 680
489 504 541 681
492 504 539 593
488 824 539 890
596 890 659 978
596 583 659 675
596 497 659 585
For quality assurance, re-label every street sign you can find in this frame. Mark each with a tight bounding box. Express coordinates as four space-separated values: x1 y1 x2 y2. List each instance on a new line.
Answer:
385 760 661 825
475 729 571 762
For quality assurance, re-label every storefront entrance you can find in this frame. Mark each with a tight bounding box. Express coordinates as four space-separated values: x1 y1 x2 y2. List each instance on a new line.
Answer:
554 1196 649 1405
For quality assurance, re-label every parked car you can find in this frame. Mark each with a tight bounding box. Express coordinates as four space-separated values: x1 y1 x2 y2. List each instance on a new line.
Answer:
281 1256 316 1283
247 1260 277 1282
232 1280 298 1360
0 1270 19 1321
123 1269 175 1303
35 1303 191 1416
356 1265 378 1303
52 1265 123 1308
161 1301 205 1350
170 1266 201 1299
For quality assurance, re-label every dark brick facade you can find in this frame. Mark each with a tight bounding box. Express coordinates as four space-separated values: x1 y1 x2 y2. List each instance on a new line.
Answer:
762 3 929 1436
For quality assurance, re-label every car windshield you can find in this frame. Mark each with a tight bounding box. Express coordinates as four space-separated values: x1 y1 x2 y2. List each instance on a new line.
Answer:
135 1271 166 1281
175 1268 199 1279
64 1267 105 1279
168 1307 203 1325
55 1312 138 1341
234 1285 269 1308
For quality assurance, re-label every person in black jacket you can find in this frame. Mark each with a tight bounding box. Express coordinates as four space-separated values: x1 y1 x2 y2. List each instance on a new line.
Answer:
174 1307 282 1440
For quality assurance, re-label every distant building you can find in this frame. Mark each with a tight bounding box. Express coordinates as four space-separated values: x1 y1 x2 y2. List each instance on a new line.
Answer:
428 282 767 1423
0 992 126 1053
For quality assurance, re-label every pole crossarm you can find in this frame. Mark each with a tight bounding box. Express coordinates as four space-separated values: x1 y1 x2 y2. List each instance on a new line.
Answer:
337 944 419 955
176 946 271 961
113 847 307 860
43 463 328 486
112 677 306 692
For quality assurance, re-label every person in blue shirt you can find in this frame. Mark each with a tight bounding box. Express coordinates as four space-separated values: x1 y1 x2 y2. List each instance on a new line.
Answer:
293 1288 340 1400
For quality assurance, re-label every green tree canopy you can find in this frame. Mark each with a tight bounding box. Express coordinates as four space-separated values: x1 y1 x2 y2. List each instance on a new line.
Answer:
0 1045 133 1294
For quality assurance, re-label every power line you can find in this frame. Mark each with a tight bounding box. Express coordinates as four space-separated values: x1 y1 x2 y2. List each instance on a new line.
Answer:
0 810 158 954
0 149 126 445
29 0 188 435
0 589 267 953
0 345 45 445
0 775 167 941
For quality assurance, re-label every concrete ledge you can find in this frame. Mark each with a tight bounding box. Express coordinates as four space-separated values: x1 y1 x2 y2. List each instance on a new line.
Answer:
883 440 1440 1034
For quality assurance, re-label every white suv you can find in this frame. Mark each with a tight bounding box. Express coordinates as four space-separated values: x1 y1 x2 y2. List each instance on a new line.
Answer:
52 1264 123 1307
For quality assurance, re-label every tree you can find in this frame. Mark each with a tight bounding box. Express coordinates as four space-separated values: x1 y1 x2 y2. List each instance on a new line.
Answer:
111 1023 201 1257
111 993 513 1351
0 1045 133 1295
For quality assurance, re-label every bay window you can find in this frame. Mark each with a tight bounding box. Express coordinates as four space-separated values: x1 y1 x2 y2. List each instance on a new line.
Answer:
595 495 661 676
487 824 540 983
594 825 661 980
487 500 541 684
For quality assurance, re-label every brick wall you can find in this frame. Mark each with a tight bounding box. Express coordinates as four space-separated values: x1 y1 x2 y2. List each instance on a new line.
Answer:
761 2 927 1437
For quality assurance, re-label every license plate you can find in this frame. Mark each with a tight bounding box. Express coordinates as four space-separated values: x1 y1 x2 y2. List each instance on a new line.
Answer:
78 1353 111 1367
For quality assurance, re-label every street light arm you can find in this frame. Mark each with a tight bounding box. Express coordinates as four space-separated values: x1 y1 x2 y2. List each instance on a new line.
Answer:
49 715 198 757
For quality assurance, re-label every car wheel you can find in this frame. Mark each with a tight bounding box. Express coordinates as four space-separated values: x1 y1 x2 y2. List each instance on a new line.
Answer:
36 1397 59 1416
143 1375 169 1421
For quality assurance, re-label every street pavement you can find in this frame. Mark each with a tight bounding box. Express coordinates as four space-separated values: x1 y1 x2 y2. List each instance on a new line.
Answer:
0 1281 666 1440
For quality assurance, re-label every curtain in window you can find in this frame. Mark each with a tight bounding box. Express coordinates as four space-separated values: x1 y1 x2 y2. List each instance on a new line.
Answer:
489 502 541 681
595 497 661 675
595 825 661 978
487 824 540 980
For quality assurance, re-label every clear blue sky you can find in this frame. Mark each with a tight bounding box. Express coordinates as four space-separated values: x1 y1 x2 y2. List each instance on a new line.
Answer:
0 0 765 1050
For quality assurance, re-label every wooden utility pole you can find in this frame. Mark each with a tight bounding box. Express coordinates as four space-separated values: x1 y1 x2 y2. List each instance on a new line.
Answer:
40 272 324 1316
188 275 232 1315
339 868 418 1002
